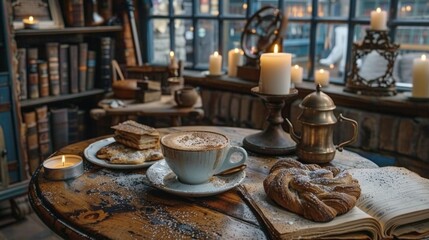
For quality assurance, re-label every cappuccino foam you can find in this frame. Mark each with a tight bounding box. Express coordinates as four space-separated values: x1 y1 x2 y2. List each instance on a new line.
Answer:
162 131 228 151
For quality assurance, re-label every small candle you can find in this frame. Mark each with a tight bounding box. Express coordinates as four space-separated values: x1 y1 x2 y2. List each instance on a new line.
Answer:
291 65 303 84
209 51 222 75
259 44 292 94
169 51 178 69
228 48 243 77
412 55 429 98
23 16 39 29
43 155 84 180
315 69 330 86
370 8 387 30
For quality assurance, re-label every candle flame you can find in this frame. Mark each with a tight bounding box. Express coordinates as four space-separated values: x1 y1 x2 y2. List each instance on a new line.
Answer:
234 48 239 53
329 64 334 69
29 16 34 22
319 69 325 73
294 65 299 69
422 55 426 61
169 51 174 58
376 8 381 13
62 155 65 166
214 51 219 56
274 44 279 53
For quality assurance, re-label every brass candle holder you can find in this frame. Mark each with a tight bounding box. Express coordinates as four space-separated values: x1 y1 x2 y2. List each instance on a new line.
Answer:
243 87 298 155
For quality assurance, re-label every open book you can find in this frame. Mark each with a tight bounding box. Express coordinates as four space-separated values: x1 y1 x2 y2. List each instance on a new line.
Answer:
240 167 429 239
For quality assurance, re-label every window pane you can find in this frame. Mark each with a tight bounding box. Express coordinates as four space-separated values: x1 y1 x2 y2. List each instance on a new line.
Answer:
395 27 429 84
174 19 189 65
196 20 219 68
316 24 349 82
222 20 246 61
223 0 247 16
355 1 390 17
284 22 310 76
318 0 349 17
152 0 169 16
253 1 279 14
285 1 311 18
398 1 429 19
198 0 219 15
151 19 171 64
175 0 192 16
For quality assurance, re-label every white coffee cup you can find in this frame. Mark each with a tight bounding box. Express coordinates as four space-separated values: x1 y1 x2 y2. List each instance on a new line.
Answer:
160 131 247 185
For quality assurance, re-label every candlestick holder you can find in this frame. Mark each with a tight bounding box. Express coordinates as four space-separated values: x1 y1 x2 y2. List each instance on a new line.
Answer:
243 87 298 155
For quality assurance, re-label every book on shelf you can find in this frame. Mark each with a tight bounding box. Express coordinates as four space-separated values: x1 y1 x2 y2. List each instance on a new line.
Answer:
240 167 429 240
68 106 79 144
50 108 69 151
78 42 88 92
86 50 96 90
23 112 39 174
27 48 39 99
69 45 79 94
17 48 27 100
46 42 60 96
37 61 49 98
35 106 51 161
64 0 85 27
19 123 30 179
99 37 114 91
59 44 70 94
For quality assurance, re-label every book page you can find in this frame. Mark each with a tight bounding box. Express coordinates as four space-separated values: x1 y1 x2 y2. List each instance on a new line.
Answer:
348 167 429 239
240 182 380 239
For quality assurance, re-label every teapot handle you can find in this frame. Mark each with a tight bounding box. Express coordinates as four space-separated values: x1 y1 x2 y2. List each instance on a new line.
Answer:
336 114 358 151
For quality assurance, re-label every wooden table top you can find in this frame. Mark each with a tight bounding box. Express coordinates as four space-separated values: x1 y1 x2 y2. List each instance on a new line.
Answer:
28 126 378 239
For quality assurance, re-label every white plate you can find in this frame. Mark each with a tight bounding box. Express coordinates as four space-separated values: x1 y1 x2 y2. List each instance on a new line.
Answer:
84 137 161 169
146 160 246 197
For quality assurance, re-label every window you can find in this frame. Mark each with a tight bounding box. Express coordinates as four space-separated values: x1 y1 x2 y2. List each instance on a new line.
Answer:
142 0 429 87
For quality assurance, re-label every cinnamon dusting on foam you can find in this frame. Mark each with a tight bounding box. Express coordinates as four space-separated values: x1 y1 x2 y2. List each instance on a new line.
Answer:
162 131 228 151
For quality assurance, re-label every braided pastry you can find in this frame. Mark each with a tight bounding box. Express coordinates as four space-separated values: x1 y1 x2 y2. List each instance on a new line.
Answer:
263 158 361 222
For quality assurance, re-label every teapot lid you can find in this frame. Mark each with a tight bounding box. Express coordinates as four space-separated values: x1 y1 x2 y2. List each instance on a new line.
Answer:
299 84 335 111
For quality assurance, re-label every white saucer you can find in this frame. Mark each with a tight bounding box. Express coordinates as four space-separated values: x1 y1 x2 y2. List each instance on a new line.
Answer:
84 137 161 169
146 160 246 197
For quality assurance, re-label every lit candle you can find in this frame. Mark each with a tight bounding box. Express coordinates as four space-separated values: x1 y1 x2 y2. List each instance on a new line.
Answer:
23 16 39 29
412 55 429 98
43 155 84 180
259 44 292 94
169 50 178 69
315 69 330 86
209 51 223 75
370 8 387 30
228 48 243 77
291 65 303 84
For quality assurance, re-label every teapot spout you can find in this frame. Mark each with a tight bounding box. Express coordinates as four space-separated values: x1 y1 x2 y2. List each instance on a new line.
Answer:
285 118 300 143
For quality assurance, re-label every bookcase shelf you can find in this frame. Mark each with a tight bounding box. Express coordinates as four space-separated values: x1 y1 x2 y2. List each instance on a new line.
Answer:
20 89 105 108
14 26 123 37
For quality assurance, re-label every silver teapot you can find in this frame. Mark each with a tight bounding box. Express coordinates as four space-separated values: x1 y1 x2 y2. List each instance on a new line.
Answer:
286 85 358 163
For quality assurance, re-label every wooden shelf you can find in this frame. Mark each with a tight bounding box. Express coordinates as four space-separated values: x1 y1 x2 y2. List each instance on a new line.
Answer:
14 25 122 36
20 89 105 108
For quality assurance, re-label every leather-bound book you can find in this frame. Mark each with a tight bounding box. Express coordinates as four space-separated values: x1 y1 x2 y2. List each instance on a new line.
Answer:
99 37 114 91
64 0 85 27
59 44 70 94
35 106 51 161
78 42 88 92
27 48 39 99
69 45 79 94
17 48 27 100
37 61 49 98
86 50 96 90
68 106 79 144
50 108 69 151
23 111 39 174
46 42 60 96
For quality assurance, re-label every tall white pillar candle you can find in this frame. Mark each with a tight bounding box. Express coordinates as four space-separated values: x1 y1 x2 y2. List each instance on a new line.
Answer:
209 51 222 75
291 65 303 84
259 45 292 94
370 8 387 30
315 69 330 86
228 48 243 77
412 55 429 98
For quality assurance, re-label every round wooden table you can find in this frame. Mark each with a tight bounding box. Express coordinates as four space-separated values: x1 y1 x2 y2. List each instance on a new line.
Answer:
28 126 377 239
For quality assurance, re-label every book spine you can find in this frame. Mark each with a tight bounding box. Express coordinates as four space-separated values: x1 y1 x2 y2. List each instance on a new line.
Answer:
23 112 39 174
65 0 85 27
27 48 39 99
69 45 79 94
86 50 96 90
17 48 27 100
37 61 49 98
99 37 113 91
35 106 51 161
50 108 69 151
59 44 70 94
78 43 88 92
46 42 60 96
68 106 79 144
